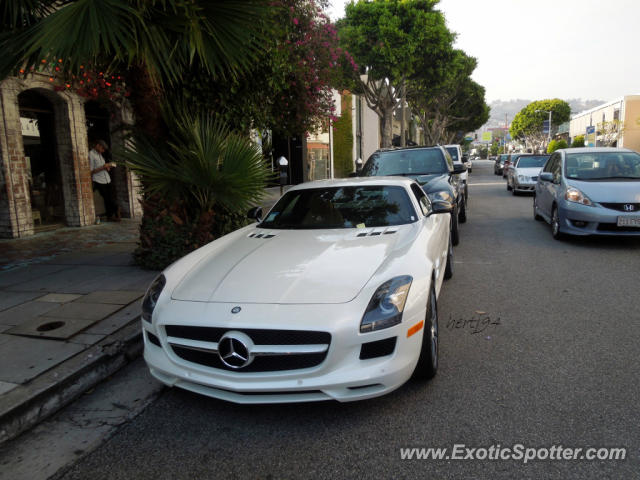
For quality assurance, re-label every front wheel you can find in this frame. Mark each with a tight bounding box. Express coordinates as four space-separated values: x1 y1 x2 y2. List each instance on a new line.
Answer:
412 282 438 380
551 206 565 240
533 196 543 221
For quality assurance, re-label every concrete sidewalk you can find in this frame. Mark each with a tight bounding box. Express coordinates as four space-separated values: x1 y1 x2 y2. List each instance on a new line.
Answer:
0 189 288 445
0 219 159 445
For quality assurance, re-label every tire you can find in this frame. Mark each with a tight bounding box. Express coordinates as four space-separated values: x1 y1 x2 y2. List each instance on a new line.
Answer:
451 208 460 246
458 198 467 224
444 234 453 280
413 282 439 380
551 206 565 240
512 186 518 196
506 179 512 191
533 197 543 221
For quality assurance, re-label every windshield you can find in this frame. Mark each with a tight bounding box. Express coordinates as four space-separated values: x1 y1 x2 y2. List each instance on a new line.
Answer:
445 147 459 161
259 185 418 229
516 155 549 168
361 149 449 176
498 154 509 164
565 152 640 180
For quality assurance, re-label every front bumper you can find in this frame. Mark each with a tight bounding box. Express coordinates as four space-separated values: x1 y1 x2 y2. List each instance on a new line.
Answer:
558 201 640 236
513 181 536 192
142 299 427 403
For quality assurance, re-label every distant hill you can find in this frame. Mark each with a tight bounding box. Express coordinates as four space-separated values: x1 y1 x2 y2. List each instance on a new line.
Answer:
483 98 605 129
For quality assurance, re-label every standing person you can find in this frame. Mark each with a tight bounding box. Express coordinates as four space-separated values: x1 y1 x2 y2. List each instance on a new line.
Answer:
89 140 119 221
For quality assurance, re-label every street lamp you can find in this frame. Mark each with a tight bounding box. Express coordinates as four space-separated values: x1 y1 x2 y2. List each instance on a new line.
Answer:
535 109 553 143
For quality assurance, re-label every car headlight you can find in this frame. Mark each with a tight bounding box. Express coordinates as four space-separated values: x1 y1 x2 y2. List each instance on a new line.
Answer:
142 274 166 322
427 191 453 204
517 175 530 182
565 187 592 206
360 276 412 333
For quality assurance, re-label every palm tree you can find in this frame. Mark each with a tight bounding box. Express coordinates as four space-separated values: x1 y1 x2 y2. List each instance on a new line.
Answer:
0 0 270 137
0 1 274 268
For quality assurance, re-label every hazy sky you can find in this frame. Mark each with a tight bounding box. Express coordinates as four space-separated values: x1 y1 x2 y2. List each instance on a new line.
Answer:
327 0 640 102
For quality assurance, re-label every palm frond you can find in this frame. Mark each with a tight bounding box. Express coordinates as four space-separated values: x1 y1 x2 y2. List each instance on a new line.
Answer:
122 109 271 214
0 0 271 84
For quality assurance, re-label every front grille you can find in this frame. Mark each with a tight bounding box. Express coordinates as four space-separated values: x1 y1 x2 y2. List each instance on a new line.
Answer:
164 325 330 345
596 223 640 232
172 346 327 372
164 325 331 373
600 203 640 212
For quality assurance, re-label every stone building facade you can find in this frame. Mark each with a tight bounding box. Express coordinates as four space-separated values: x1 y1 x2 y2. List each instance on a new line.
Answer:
0 73 142 238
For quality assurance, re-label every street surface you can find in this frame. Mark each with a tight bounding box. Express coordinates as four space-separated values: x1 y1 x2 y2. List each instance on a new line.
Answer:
12 161 640 479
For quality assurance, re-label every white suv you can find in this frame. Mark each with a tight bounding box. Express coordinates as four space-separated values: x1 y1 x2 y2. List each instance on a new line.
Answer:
444 144 468 200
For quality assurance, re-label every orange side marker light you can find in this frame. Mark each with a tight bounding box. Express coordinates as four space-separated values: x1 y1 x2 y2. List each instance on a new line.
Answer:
407 320 424 338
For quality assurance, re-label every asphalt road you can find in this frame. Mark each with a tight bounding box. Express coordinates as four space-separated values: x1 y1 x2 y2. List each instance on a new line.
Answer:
60 160 640 479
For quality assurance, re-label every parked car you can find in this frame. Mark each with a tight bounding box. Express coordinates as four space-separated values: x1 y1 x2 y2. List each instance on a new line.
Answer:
494 154 509 175
533 147 640 239
360 146 467 245
507 154 550 194
444 144 469 199
462 153 473 173
142 177 452 403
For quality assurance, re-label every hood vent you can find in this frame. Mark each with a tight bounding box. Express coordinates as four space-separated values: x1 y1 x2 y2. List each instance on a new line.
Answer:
356 228 398 238
248 232 276 239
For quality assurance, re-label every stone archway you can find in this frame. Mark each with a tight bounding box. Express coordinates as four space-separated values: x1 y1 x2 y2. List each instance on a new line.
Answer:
0 75 95 238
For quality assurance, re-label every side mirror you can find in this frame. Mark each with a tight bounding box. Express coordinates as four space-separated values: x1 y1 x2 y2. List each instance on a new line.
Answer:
247 206 262 222
431 200 454 215
452 164 467 175
538 172 553 182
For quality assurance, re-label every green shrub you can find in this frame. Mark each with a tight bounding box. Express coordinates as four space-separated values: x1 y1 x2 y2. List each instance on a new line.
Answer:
571 135 585 148
547 139 568 153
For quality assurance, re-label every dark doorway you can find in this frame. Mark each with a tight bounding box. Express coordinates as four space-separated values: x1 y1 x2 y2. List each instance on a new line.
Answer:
85 101 111 149
85 101 114 218
272 134 305 185
18 90 64 229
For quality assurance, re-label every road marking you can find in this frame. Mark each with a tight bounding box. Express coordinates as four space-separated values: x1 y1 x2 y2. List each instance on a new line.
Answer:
469 182 506 186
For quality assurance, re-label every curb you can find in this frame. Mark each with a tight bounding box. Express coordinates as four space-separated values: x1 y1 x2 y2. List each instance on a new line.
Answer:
0 318 143 446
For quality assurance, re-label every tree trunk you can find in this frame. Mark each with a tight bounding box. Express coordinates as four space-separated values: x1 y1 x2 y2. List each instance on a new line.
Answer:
400 78 406 147
127 63 167 140
380 107 394 148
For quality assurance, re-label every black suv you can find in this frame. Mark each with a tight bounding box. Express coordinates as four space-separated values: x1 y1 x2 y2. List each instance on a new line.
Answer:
359 146 467 245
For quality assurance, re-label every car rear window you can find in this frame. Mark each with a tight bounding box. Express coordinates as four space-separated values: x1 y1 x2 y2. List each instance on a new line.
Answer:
361 149 448 176
260 186 418 229
516 155 549 168
445 147 459 161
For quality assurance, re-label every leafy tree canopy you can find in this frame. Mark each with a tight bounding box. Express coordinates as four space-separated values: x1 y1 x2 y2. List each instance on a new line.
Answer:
178 0 356 136
510 99 571 140
338 0 453 83
410 49 489 144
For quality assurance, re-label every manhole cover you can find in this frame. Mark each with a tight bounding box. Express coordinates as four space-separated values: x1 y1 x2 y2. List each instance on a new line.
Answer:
37 321 66 332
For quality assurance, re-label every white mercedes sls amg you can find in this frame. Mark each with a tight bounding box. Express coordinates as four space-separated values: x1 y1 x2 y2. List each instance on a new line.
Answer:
142 177 453 403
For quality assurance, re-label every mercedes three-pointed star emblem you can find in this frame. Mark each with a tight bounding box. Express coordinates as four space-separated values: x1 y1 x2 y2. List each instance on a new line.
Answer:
217 331 254 369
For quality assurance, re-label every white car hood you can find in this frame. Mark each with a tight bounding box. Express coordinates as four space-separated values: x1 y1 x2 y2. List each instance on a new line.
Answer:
171 227 406 304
